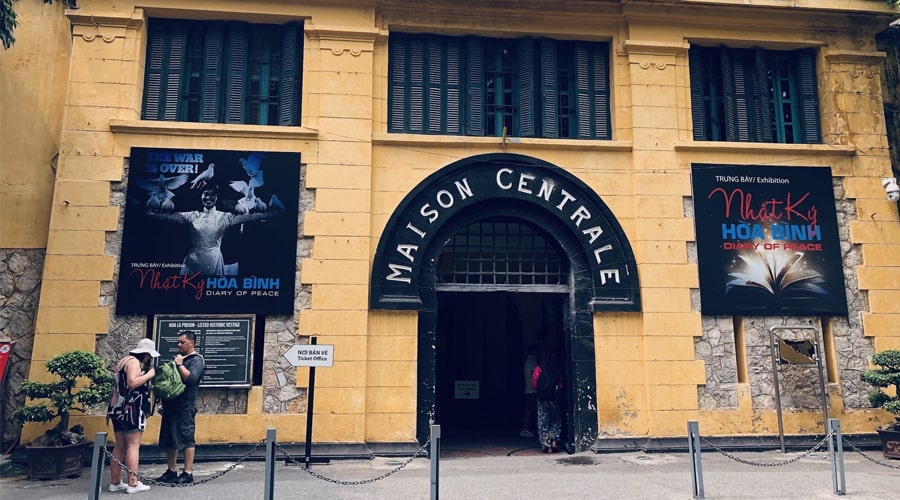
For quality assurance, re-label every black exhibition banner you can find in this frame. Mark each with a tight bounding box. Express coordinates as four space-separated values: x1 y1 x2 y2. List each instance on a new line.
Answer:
116 148 299 315
691 164 848 316
154 315 254 387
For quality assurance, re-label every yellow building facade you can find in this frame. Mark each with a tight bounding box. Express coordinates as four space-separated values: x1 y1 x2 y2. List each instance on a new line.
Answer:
1 0 898 453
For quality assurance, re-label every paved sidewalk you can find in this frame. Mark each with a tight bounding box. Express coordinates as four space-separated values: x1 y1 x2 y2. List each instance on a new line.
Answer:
2 446 899 499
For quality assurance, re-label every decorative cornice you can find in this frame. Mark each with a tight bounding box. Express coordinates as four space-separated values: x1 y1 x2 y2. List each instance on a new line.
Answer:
373 133 633 152
822 49 887 66
66 9 145 30
109 119 318 140
622 40 690 57
674 141 857 156
305 23 381 44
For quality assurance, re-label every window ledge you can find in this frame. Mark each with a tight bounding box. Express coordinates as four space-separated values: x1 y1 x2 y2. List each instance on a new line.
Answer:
109 119 319 140
674 141 857 156
373 133 633 152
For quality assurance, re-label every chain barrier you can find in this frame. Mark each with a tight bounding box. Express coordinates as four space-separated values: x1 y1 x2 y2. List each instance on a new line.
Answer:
842 437 900 470
276 436 432 486
699 432 833 467
103 438 266 487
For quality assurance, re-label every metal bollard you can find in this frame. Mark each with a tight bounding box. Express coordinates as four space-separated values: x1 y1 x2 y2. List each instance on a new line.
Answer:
265 429 276 500
827 419 846 496
88 432 108 500
687 421 704 499
430 424 441 500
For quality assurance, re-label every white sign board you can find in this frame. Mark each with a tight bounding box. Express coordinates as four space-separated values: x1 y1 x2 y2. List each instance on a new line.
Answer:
284 344 335 367
454 380 479 399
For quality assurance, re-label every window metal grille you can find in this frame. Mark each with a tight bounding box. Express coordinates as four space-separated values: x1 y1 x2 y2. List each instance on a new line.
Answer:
436 221 568 286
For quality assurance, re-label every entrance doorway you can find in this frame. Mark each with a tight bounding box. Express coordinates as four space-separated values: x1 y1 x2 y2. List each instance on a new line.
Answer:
375 155 641 452
434 290 570 453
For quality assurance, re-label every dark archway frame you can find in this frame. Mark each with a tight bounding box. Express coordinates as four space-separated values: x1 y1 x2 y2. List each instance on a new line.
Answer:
369 153 642 451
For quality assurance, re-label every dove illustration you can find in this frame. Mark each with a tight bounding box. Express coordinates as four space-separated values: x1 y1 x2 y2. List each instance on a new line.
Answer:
136 173 188 212
230 180 267 214
190 163 215 189
268 194 285 214
239 153 265 188
147 189 176 213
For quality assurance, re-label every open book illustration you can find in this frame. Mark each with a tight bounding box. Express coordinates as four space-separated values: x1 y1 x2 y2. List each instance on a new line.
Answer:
724 251 831 306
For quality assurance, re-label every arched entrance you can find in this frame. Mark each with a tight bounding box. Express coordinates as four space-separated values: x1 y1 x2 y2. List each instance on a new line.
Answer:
370 153 641 452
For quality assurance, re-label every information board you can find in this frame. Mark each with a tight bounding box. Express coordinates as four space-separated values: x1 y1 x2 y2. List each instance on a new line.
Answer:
454 380 479 399
154 315 254 387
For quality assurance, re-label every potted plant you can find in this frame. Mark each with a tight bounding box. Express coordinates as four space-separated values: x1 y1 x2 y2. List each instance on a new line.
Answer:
12 350 113 479
859 349 900 459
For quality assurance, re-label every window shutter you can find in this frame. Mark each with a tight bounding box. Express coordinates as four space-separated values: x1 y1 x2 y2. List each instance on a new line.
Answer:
427 39 445 134
144 21 186 121
388 37 408 133
574 43 609 139
722 48 752 142
445 39 462 134
200 24 224 123
752 49 773 143
408 39 426 133
689 48 707 141
163 25 187 121
797 51 820 144
279 23 302 126
590 43 610 139
517 39 536 138
466 38 485 136
225 23 248 124
143 22 167 120
539 39 558 139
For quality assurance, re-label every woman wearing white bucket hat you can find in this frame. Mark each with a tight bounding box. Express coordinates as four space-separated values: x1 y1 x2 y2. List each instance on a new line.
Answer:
106 338 159 494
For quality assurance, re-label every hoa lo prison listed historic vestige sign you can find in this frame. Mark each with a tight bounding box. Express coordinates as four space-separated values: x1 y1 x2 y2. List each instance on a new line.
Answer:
154 315 254 387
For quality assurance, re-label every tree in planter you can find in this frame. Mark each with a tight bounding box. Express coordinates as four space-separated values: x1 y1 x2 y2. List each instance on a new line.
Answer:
860 349 900 431
13 350 113 447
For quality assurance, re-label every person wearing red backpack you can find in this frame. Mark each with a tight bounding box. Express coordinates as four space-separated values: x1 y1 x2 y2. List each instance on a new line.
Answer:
156 331 205 484
531 350 562 453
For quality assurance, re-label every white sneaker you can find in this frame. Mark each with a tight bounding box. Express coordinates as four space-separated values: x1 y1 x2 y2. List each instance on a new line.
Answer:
126 482 150 494
108 482 128 492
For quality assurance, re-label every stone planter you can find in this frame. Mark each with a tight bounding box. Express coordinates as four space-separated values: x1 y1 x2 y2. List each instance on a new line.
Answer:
876 428 900 460
24 441 92 480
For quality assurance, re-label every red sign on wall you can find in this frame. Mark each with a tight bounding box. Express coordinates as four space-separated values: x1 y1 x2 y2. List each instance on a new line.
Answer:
0 342 13 386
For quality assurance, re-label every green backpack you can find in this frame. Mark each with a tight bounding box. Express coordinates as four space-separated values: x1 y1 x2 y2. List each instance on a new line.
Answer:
153 360 185 400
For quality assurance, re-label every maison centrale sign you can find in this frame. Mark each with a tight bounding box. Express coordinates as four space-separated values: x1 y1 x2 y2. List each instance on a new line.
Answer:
370 154 640 311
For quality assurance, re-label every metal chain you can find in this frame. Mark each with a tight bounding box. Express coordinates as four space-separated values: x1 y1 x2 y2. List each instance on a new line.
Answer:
699 433 833 467
842 437 900 470
276 436 432 486
103 438 266 487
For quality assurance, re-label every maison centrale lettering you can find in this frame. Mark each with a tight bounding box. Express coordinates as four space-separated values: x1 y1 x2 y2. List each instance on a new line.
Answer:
383 166 620 287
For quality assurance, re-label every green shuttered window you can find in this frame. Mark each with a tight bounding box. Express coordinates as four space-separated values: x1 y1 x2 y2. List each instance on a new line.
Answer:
689 46 820 144
389 34 611 139
143 19 303 126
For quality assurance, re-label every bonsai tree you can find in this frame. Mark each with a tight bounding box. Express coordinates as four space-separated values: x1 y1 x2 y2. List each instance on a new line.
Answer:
860 349 900 431
13 350 113 447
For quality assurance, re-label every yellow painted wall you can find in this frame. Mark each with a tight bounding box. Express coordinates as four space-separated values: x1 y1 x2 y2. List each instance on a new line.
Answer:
11 0 900 446
0 1 70 247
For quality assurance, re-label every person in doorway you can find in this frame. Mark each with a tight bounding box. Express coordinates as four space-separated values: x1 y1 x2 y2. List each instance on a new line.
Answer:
532 350 563 453
520 344 540 437
107 338 159 494
156 331 205 484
